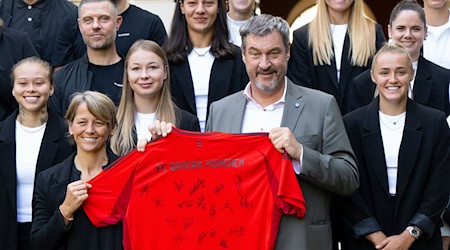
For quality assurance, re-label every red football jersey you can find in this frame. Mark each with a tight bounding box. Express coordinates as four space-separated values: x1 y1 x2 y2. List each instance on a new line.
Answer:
83 128 306 250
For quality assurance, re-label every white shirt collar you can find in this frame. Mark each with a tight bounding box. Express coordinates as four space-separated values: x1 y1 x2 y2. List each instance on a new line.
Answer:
242 78 287 110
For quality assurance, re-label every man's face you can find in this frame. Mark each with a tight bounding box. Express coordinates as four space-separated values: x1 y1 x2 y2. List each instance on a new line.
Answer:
78 1 122 50
242 31 289 93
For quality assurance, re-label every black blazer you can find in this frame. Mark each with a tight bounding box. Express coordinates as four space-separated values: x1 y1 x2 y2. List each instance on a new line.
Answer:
347 56 450 115
287 23 385 115
175 107 200 131
0 109 74 250
338 98 450 250
31 151 122 250
169 46 248 118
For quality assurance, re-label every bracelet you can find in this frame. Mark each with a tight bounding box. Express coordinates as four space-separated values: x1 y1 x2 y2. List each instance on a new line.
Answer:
59 205 74 221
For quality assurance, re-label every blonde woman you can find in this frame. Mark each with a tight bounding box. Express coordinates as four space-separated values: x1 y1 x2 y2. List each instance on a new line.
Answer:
287 0 385 114
338 43 449 250
349 0 450 116
111 40 199 156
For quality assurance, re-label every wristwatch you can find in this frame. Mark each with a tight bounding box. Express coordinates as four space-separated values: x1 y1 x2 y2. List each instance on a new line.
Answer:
406 226 421 239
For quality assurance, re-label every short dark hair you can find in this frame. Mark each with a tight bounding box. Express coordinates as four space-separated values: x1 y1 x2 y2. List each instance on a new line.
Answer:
78 0 118 17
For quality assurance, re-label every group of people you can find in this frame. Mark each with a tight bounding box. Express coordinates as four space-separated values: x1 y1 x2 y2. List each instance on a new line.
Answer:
0 0 449 250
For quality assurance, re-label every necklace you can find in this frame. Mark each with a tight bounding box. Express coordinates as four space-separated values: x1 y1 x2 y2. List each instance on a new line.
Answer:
379 111 406 130
191 47 211 57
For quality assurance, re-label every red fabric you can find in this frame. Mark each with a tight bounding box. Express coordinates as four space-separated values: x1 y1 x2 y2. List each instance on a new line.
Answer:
83 128 306 250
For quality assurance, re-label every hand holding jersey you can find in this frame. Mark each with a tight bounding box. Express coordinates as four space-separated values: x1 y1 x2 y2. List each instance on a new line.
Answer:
268 127 303 161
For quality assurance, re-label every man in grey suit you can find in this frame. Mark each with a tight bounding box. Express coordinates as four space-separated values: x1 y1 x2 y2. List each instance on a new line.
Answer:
205 14 359 250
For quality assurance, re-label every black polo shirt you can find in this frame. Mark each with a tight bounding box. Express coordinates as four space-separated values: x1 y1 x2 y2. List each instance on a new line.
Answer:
0 0 77 62
8 0 45 55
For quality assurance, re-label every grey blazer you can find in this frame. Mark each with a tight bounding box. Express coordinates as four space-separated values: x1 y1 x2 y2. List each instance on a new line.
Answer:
205 79 358 250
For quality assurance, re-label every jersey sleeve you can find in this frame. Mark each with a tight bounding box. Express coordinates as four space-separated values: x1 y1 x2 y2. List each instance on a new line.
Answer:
83 150 141 227
271 150 306 218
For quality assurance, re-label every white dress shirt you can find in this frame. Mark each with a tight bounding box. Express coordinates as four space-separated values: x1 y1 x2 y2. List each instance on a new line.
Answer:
241 78 301 173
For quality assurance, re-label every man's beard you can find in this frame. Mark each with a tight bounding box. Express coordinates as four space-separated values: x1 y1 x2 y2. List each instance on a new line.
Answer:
254 67 280 92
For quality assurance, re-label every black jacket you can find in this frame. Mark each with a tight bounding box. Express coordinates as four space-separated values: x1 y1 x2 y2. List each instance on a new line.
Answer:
0 26 38 121
287 23 386 115
31 150 122 250
49 54 124 117
0 109 74 250
50 54 93 117
338 98 450 249
170 45 248 119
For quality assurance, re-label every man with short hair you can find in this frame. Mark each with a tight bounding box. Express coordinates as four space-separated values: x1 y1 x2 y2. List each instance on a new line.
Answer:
49 0 124 117
227 0 255 47
206 14 358 250
51 0 167 68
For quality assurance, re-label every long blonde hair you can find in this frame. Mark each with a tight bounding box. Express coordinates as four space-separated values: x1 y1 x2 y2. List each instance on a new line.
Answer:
110 40 177 156
309 0 376 66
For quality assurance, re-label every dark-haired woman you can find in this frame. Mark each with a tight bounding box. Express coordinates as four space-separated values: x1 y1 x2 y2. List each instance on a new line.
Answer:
348 0 450 115
164 0 248 131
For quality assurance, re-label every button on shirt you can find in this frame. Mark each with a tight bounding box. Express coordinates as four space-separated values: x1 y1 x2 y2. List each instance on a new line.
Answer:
241 78 302 173
10 0 45 56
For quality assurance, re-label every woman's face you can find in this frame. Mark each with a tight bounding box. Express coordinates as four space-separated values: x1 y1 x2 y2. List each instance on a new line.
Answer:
127 49 167 100
371 52 413 105
325 0 354 16
69 103 112 154
388 10 426 61
180 0 218 36
423 0 448 10
228 0 254 16
12 62 54 113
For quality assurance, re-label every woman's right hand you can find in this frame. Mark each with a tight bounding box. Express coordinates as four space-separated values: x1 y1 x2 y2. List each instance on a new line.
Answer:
60 180 92 221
